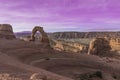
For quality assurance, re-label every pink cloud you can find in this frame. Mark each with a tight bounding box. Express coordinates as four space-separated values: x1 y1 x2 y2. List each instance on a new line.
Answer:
0 0 120 32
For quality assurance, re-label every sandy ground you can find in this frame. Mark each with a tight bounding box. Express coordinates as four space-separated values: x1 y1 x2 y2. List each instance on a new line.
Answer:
0 39 120 80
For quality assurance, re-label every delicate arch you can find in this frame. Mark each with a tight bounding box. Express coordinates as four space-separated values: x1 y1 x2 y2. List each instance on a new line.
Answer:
30 26 49 43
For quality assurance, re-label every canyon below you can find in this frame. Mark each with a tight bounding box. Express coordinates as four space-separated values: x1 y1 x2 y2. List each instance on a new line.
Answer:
0 24 120 80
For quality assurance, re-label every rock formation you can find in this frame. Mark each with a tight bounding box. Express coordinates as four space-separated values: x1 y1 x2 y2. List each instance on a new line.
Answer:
30 73 47 80
52 40 88 53
88 38 111 56
109 38 120 51
0 24 16 39
30 26 49 44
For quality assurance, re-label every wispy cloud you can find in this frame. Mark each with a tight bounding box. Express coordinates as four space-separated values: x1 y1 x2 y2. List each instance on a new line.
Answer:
0 0 120 32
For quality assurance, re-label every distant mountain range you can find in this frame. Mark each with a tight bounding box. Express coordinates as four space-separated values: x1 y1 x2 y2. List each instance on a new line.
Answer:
15 31 32 38
15 31 120 39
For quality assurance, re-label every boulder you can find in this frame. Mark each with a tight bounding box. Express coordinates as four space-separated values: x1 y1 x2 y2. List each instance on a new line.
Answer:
30 73 47 80
88 38 111 56
0 24 16 39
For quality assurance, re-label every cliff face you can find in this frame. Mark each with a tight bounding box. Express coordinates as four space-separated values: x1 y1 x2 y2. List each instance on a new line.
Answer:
50 32 120 39
51 40 88 53
109 38 120 51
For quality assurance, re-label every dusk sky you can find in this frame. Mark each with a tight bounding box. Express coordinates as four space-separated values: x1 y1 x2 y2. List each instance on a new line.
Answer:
0 0 120 32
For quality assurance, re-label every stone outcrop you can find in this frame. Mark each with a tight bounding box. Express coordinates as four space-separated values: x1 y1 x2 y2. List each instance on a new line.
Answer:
30 73 47 80
0 24 16 39
88 38 111 56
30 26 49 44
109 38 120 51
51 40 88 53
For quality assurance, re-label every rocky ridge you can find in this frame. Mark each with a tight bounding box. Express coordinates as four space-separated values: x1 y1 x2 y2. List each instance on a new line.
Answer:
50 32 120 39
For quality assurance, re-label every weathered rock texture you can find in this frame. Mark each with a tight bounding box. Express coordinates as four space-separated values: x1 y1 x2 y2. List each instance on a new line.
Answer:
0 24 16 39
88 38 111 56
51 40 88 53
109 38 120 51
30 73 47 80
30 26 49 44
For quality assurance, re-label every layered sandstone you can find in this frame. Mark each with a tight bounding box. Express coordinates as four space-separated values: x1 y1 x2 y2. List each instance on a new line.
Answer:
0 24 16 39
109 38 120 51
51 40 88 53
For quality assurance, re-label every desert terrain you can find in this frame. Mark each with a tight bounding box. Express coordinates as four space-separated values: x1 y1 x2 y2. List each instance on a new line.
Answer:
0 24 120 80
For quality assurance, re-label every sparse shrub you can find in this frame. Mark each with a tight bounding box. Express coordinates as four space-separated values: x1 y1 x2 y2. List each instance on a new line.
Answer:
113 75 117 79
75 71 103 80
94 71 102 78
112 74 120 80
45 58 50 60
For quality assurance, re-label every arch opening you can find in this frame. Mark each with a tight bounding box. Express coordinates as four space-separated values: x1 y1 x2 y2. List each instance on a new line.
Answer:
34 31 42 41
30 26 49 44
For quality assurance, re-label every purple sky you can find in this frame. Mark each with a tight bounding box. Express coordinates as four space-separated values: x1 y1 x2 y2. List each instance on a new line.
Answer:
0 0 120 32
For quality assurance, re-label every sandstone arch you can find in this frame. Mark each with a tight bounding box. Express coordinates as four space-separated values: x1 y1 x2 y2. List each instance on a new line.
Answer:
30 26 49 43
0 24 16 39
